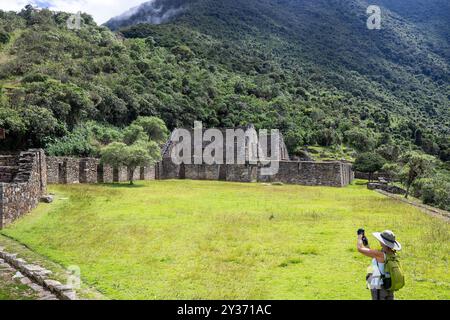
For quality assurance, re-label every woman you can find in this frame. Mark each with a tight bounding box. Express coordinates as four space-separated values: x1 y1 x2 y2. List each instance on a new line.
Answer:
357 229 402 300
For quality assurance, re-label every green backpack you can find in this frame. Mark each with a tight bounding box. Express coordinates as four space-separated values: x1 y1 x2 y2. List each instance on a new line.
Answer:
383 253 405 291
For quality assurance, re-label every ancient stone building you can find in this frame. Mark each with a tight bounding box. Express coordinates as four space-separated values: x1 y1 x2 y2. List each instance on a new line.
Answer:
0 149 47 228
161 125 291 164
157 161 353 187
0 128 354 228
158 128 354 187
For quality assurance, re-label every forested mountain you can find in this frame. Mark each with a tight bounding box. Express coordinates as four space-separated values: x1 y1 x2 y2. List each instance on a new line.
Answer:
0 1 448 157
0 0 448 208
106 0 450 158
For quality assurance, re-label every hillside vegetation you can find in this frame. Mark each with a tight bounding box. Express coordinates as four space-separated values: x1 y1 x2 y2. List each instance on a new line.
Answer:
0 2 448 208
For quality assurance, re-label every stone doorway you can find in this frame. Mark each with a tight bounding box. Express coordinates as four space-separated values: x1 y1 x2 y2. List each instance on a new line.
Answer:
219 165 227 181
179 163 186 180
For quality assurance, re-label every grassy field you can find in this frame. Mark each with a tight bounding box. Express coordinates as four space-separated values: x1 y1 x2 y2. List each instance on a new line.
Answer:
1 180 448 300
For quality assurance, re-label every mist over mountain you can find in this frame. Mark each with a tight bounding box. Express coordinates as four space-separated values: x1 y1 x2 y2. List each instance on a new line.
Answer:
105 0 186 30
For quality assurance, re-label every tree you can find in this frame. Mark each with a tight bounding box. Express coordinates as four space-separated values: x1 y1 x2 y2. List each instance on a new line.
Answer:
21 106 60 146
381 162 400 182
0 107 26 134
353 152 386 182
314 127 340 147
0 28 10 44
123 142 155 185
101 141 161 185
171 45 194 61
414 176 450 211
376 144 402 162
122 124 148 145
131 116 169 145
344 128 376 152
398 151 436 199
100 141 127 168
19 5 35 24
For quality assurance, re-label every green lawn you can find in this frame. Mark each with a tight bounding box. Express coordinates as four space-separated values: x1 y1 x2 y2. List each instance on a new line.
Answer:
1 180 448 300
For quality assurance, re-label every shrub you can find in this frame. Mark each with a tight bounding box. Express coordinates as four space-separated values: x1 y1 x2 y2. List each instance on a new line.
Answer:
22 73 49 83
413 176 450 211
344 128 376 152
0 29 10 44
353 152 386 181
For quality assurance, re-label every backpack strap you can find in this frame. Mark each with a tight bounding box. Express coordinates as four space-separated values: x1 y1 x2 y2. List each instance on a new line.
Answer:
375 253 386 276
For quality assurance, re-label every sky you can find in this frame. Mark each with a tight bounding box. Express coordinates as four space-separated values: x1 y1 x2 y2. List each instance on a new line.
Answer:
0 0 147 24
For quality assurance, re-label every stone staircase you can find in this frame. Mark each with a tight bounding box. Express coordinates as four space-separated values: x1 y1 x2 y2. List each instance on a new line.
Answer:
0 154 19 183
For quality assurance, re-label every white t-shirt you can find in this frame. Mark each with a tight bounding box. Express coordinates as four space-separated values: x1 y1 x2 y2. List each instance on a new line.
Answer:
367 254 386 290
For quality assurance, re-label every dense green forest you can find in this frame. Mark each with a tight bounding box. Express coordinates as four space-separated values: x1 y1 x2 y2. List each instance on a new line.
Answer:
0 1 448 209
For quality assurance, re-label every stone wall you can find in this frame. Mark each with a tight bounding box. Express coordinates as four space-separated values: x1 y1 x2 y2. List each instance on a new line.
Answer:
46 156 62 184
113 167 128 183
226 164 258 183
184 164 220 181
97 164 113 183
367 183 406 195
46 157 79 184
0 154 19 183
341 163 354 186
158 160 181 180
258 161 351 187
140 166 155 180
158 159 353 187
355 171 390 181
0 149 47 229
1 151 353 228
79 158 99 184
46 157 156 185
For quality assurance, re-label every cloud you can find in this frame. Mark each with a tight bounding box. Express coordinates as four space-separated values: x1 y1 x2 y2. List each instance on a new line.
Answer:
0 0 147 24
108 0 184 26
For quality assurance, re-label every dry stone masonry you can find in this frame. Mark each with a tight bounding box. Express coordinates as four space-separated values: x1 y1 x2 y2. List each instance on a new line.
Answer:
0 246 76 300
0 129 354 229
156 160 353 187
158 128 354 187
0 149 47 229
46 157 157 184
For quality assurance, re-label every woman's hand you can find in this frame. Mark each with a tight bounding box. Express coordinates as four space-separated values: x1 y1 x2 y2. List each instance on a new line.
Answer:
357 236 384 261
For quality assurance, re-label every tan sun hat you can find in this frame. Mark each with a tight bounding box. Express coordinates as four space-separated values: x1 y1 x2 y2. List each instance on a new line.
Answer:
373 230 402 251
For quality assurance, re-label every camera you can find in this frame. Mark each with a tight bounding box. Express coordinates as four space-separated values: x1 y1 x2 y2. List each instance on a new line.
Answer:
357 228 369 246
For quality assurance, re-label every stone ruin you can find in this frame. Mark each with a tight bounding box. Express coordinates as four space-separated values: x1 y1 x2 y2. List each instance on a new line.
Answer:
0 152 156 229
158 128 354 187
0 149 47 228
46 157 156 184
0 128 354 229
